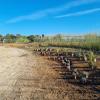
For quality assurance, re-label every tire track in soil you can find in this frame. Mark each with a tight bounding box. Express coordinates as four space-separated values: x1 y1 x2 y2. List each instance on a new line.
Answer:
0 47 69 100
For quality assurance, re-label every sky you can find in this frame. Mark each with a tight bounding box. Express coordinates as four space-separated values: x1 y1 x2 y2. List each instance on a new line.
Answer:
0 0 100 35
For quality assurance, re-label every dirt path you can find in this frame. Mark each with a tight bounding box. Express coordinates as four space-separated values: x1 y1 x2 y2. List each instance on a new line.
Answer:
0 47 99 100
0 47 69 100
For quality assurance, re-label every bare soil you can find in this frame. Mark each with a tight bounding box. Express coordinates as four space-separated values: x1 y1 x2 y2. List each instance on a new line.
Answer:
0 47 99 100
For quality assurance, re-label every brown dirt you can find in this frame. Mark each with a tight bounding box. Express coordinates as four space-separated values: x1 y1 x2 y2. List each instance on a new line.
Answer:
0 46 99 100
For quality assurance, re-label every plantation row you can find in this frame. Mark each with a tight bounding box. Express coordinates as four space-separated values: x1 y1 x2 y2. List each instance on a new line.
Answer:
33 47 99 85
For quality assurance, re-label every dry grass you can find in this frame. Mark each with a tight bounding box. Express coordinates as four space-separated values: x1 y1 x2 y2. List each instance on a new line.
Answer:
0 43 39 48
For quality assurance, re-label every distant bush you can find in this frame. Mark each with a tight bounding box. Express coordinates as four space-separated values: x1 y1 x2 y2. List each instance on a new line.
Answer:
4 34 16 43
16 37 29 43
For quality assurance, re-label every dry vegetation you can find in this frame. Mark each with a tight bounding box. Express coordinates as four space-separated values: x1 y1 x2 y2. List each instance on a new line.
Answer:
0 41 100 100
32 46 100 99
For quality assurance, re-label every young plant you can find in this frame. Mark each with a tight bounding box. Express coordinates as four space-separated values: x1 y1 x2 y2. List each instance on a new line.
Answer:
87 51 96 70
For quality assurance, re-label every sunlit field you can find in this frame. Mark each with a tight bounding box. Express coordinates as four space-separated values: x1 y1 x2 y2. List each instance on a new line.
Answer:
0 0 100 99
0 34 99 99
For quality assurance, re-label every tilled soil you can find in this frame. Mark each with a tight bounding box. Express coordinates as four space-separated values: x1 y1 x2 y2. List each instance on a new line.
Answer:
0 47 99 100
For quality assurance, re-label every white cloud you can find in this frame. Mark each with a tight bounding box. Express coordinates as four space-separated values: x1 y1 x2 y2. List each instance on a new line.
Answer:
55 8 100 18
6 0 100 23
46 0 99 13
6 11 47 23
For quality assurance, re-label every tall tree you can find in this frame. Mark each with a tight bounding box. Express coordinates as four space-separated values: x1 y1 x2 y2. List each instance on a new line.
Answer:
27 35 35 42
4 34 16 43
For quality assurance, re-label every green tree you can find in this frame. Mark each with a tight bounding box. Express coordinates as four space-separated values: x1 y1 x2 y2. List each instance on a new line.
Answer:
4 34 16 43
27 35 35 42
0 34 4 42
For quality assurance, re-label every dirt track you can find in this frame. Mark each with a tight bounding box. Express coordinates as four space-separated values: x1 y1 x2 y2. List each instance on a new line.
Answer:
0 47 99 100
0 47 69 100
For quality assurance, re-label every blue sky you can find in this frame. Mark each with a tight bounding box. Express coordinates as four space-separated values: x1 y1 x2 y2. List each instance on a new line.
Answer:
0 0 100 35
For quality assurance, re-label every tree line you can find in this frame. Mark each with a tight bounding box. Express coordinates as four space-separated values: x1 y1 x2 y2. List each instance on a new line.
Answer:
0 34 45 43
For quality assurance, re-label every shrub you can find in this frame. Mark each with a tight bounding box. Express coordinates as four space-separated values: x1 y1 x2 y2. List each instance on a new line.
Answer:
16 37 29 43
87 51 96 69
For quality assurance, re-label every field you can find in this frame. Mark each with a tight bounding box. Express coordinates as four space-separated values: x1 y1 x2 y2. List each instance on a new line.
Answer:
0 0 100 99
0 43 100 100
